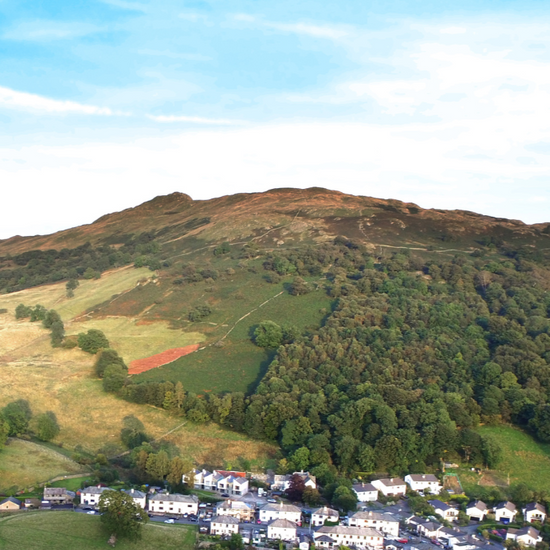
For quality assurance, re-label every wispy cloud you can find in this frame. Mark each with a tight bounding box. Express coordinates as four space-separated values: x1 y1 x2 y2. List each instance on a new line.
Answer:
233 14 348 40
147 114 246 125
0 86 119 115
3 21 101 41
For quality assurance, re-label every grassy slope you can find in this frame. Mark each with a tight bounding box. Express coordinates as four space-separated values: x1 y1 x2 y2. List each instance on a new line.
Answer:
135 286 333 393
476 425 550 492
0 512 196 550
0 439 87 491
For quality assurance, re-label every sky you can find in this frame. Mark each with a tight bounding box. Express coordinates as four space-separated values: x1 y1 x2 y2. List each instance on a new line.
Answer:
1 0 550 239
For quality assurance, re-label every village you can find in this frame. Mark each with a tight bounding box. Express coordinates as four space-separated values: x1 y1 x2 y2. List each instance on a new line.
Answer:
0 469 546 550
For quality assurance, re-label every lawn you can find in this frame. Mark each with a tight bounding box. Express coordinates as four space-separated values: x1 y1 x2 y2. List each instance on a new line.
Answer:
476 425 550 492
0 439 87 493
0 511 196 550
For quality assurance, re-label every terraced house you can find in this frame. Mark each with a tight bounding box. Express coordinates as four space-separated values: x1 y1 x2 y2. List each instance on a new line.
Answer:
189 469 249 496
148 493 199 515
348 511 399 537
259 502 302 523
314 526 384 549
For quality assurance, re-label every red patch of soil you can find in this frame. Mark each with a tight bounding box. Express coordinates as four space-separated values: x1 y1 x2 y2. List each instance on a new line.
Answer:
128 344 200 374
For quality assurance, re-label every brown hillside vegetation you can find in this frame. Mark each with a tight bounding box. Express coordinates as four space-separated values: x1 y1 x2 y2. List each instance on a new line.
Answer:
1 187 549 256
128 344 200 374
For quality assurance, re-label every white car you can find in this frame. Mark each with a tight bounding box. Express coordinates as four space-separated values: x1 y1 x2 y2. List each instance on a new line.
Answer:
164 519 175 524
87 511 96 515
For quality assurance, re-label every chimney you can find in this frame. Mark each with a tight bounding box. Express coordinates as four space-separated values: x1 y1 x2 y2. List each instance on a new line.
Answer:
131 488 135 494
390 478 394 482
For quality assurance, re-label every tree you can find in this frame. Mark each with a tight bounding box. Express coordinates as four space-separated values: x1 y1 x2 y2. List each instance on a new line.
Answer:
35 411 60 442
2 400 32 436
120 415 148 449
66 278 79 298
103 365 126 393
332 485 357 512
15 303 31 319
254 321 283 349
50 320 65 347
0 417 9 450
289 277 312 296
285 474 306 502
78 329 110 354
303 486 322 506
167 456 193 489
480 435 503 469
94 348 127 378
98 490 148 542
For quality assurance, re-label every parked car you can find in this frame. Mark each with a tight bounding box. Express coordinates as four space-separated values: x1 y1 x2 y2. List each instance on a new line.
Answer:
164 519 175 524
267 499 277 503
86 511 96 515
397 538 409 543
221 493 230 498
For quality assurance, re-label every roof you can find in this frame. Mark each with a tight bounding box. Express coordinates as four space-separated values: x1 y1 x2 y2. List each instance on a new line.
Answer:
374 477 405 487
428 499 452 511
149 493 198 503
122 489 147 499
217 500 252 511
215 470 247 479
419 522 442 532
407 474 439 483
352 482 377 493
516 526 540 538
212 515 240 524
82 486 112 495
312 506 339 517
315 535 335 543
44 487 70 496
524 502 546 513
317 525 383 537
261 503 301 513
350 511 398 522
467 500 487 512
496 501 517 512
269 518 298 529
408 516 428 525
0 497 21 506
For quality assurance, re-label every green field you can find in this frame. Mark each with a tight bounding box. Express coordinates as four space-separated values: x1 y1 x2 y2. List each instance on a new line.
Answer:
0 439 87 493
476 425 550 492
0 512 196 550
135 288 334 393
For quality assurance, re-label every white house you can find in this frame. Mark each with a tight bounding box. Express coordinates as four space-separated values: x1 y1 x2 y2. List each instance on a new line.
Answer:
121 488 147 509
466 500 487 521
417 521 443 539
216 500 254 522
352 482 379 502
211 515 240 536
188 469 249 496
311 506 339 527
494 501 517 523
524 502 546 524
81 486 113 507
314 526 384 549
348 511 399 537
148 493 199 515
268 518 298 541
429 500 459 522
404 474 442 495
438 527 464 547
371 478 407 497
506 526 542 547
259 502 301 523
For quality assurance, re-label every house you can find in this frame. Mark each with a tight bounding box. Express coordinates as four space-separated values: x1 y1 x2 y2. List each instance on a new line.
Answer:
353 482 379 502
438 527 464 547
0 497 21 511
271 472 317 492
148 493 199 515
24 498 42 509
121 488 147 509
371 478 407 497
216 499 254 522
43 487 75 505
407 516 429 531
524 502 546 524
259 502 301 523
210 515 240 536
188 469 249 496
417 521 443 539
81 486 113 507
314 525 384 549
428 500 459 522
311 506 339 527
404 474 442 495
494 501 517 523
299 534 313 550
506 526 542 547
466 500 487 521
268 518 298 541
348 510 399 537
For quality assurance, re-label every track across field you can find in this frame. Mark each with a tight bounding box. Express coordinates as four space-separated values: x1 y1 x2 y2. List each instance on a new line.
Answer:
128 344 200 374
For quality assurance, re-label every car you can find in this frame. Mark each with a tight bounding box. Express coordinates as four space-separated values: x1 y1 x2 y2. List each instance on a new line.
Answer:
257 520 262 524
183 513 188 518
267 498 277 503
164 519 175 524
221 493 230 498
204 518 211 522
87 511 96 515
397 539 409 543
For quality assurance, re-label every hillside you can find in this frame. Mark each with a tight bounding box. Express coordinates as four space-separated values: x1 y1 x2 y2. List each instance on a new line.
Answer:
1 187 550 494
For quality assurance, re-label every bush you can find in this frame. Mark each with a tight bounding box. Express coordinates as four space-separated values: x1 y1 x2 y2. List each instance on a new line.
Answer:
103 365 126 393
35 411 60 442
254 321 283 349
78 329 110 354
94 349 127 378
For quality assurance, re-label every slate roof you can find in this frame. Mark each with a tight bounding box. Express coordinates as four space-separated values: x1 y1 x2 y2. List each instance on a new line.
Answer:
374 477 405 487
353 482 377 493
149 493 199 503
407 474 439 482
467 500 487 512
317 525 383 537
495 501 517 512
261 503 301 513
0 497 21 506
269 518 298 529
428 499 452 511
312 506 339 517
82 486 112 495
524 502 546 513
212 515 240 524
122 489 147 499
350 511 398 522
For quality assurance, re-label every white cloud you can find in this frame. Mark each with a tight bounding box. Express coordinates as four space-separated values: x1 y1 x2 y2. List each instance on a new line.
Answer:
147 114 246 125
0 86 119 115
3 21 101 41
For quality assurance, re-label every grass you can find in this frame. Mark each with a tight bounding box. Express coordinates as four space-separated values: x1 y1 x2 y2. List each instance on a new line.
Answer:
0 439 87 492
135 286 333 393
475 425 550 492
0 511 196 550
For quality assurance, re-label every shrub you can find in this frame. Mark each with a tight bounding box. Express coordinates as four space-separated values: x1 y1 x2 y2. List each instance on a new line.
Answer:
78 329 110 354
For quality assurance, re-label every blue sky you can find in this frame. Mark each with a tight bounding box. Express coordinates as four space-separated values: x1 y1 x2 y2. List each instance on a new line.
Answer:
1 0 550 238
